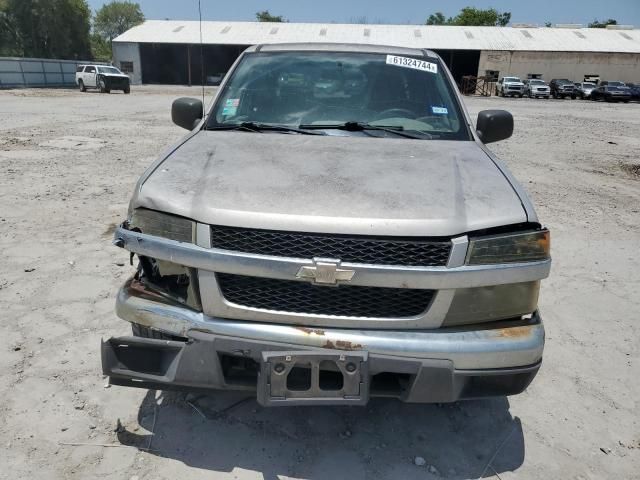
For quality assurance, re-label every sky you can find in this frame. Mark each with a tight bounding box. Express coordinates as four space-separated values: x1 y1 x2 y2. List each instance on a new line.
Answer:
86 0 640 26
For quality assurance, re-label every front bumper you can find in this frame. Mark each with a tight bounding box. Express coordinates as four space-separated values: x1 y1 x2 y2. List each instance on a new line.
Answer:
505 87 524 95
102 279 544 404
531 89 550 97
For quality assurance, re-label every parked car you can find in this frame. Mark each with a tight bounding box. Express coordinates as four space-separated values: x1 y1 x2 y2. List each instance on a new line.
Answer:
495 76 525 97
575 82 597 99
549 79 576 99
590 84 631 103
599 81 627 88
103 43 551 406
626 83 640 101
523 79 550 99
75 64 130 94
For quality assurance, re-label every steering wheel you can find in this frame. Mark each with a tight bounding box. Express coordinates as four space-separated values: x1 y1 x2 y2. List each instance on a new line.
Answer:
373 108 417 120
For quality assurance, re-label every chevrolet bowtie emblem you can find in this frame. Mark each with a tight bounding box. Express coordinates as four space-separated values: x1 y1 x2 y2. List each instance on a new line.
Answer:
296 258 355 285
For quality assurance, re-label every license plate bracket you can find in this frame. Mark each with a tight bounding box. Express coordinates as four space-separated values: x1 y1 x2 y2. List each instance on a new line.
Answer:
257 351 369 406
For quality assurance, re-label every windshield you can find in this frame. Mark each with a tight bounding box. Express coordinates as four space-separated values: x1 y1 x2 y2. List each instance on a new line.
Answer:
530 80 545 84
607 81 625 87
207 51 470 140
504 77 521 82
98 66 122 74
583 83 595 87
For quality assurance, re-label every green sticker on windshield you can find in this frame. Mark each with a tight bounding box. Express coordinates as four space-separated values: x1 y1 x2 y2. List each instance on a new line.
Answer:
222 98 240 116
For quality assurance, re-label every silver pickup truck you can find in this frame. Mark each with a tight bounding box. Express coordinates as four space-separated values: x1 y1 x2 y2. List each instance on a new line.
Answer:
103 43 551 406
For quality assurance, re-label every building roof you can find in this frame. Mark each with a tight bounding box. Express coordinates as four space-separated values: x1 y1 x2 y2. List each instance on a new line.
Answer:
114 20 640 54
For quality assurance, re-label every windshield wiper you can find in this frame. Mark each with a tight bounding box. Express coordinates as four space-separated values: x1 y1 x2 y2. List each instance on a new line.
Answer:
298 121 432 139
206 121 326 135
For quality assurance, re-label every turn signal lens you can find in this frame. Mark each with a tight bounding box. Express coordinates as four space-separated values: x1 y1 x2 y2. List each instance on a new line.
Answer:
466 229 550 265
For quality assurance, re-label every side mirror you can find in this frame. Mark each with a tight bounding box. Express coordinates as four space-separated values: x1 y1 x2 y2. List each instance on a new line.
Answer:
476 109 513 144
172 97 203 130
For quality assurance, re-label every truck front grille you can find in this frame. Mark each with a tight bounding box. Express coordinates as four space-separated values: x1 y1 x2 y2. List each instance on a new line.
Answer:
210 225 451 267
217 273 434 318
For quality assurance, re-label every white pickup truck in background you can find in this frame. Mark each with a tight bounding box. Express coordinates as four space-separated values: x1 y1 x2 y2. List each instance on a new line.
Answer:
75 64 131 94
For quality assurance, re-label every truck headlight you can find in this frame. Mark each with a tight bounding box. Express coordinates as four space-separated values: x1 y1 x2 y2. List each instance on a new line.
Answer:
466 229 550 265
129 208 195 243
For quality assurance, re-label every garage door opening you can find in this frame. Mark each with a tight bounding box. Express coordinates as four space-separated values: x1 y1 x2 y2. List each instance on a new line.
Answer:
140 43 248 85
433 49 481 87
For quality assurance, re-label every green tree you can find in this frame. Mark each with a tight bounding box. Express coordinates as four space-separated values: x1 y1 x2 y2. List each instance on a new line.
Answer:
90 33 111 61
94 1 144 43
425 7 511 27
0 0 21 56
426 12 446 25
4 0 91 59
588 18 617 28
256 10 285 22
450 7 510 26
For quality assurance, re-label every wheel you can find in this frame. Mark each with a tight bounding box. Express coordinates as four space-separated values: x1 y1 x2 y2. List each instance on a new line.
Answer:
131 323 186 341
518 94 523 98
78 80 86 92
500 90 505 97
124 86 130 94
571 95 576 100
623 100 629 103
98 77 107 93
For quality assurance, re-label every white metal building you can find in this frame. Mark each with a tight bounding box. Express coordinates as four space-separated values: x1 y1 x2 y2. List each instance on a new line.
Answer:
113 20 640 85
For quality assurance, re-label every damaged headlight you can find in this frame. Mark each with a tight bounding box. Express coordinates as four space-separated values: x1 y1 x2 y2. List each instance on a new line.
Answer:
126 209 200 310
466 229 550 265
129 208 195 243
137 257 201 311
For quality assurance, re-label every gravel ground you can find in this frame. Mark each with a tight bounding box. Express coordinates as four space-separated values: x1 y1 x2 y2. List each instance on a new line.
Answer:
1 86 639 480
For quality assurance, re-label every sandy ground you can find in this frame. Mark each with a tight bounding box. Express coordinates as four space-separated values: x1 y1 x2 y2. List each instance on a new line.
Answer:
0 85 639 480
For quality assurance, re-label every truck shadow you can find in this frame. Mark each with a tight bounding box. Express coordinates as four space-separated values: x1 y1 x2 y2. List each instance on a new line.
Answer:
118 390 525 479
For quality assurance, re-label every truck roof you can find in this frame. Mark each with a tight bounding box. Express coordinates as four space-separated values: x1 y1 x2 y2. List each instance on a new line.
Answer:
246 42 439 59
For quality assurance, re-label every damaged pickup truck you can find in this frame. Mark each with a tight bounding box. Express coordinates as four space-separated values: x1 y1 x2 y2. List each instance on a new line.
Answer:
103 43 551 406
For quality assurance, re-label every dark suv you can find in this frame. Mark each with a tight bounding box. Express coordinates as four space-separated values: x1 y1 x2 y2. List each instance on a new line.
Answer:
550 79 576 99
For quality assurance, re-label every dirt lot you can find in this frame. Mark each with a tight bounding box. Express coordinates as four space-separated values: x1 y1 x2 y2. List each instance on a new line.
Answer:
1 86 639 480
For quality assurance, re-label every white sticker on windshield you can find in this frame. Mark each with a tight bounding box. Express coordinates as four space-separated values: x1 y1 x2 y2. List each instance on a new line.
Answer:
431 106 448 115
386 55 438 74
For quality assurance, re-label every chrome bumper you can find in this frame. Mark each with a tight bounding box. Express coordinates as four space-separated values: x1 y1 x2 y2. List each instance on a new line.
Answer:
115 278 545 370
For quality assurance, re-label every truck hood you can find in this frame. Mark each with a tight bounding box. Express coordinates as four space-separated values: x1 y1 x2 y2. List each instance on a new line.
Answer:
133 131 528 236
505 81 525 87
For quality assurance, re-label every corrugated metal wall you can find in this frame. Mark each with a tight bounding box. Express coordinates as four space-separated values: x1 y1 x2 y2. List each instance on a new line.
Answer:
0 57 106 89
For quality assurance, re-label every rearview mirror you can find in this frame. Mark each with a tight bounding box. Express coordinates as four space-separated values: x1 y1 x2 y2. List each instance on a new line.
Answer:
476 110 513 144
172 97 203 130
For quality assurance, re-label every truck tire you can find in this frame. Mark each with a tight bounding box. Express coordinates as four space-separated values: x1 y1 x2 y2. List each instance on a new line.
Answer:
571 95 576 100
124 86 130 94
131 323 186 341
99 77 109 93
78 80 86 92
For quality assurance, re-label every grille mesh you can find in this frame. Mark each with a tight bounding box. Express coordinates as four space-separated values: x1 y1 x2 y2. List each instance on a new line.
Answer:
217 273 434 318
211 226 451 267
